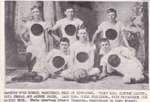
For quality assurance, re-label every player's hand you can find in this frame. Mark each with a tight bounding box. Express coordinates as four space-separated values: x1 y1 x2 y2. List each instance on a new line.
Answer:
98 72 108 80
46 27 53 35
124 46 136 58
128 46 136 53
25 41 32 46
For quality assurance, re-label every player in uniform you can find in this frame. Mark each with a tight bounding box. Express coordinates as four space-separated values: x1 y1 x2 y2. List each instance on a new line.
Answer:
92 8 129 48
36 37 71 80
61 29 100 82
11 37 70 82
11 6 53 82
99 46 145 84
20 6 52 72
94 38 111 72
49 7 84 44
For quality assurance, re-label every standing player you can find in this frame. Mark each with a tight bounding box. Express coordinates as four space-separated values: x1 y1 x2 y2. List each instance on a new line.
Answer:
20 6 51 72
49 6 84 44
92 8 129 48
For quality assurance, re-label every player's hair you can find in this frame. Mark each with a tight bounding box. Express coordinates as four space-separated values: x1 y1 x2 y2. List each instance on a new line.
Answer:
64 5 74 12
106 8 117 16
31 5 39 11
99 38 110 44
60 37 70 44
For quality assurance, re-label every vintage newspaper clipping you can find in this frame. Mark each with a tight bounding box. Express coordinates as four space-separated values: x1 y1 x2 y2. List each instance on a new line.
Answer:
0 0 150 102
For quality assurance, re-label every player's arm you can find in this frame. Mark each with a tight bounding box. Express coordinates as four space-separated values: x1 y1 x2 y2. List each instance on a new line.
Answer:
123 25 139 33
89 46 96 68
98 57 108 79
79 20 85 29
46 21 61 41
45 50 55 63
51 33 61 41
20 26 31 46
49 20 61 31
68 46 75 68
92 25 102 44
122 31 129 47
121 24 130 47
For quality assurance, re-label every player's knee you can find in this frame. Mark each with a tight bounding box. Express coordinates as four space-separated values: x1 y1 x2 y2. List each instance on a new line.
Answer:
24 71 37 77
123 74 145 84
123 76 132 84
134 74 145 83
107 67 115 74
26 53 32 60
60 70 68 78
61 70 74 80
33 75 43 82
88 68 100 76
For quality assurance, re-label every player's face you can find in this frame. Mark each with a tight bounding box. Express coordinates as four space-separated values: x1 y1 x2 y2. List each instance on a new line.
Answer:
78 30 88 41
32 8 40 19
60 42 69 52
65 8 74 19
100 41 110 50
107 12 117 21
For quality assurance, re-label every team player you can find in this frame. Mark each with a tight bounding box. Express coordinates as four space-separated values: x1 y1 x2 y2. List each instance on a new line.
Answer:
99 46 145 84
20 6 52 72
61 29 100 82
35 37 71 80
94 38 111 71
92 8 129 48
11 37 70 82
49 6 84 44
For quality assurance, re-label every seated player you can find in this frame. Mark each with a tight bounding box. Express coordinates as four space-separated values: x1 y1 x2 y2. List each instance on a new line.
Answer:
99 46 145 84
61 28 100 82
35 37 71 80
11 37 70 82
94 38 111 72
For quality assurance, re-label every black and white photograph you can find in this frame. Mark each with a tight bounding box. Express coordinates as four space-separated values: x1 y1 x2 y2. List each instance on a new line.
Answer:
5 1 149 89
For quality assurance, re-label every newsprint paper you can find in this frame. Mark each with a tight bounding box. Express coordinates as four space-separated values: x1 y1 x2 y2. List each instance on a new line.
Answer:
0 0 150 102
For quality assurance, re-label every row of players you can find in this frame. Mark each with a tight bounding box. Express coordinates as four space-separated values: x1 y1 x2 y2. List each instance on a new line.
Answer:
11 6 146 83
12 28 145 84
21 5 144 63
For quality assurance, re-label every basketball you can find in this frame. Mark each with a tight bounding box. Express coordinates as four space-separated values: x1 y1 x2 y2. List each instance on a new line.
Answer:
105 29 117 40
73 68 88 81
76 52 89 63
31 24 43 36
52 56 65 68
65 24 76 36
108 54 121 67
